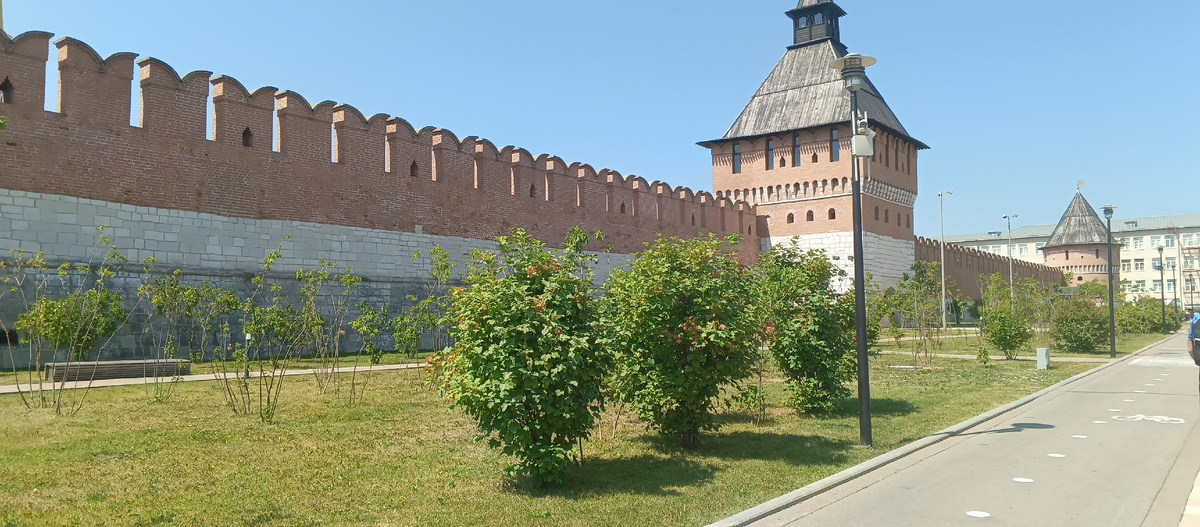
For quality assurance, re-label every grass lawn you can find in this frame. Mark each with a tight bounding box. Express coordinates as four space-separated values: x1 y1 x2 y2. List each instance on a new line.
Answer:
0 355 1095 526
879 332 1172 360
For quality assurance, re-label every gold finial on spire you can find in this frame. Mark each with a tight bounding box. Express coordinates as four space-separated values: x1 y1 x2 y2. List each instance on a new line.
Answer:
1076 180 1085 191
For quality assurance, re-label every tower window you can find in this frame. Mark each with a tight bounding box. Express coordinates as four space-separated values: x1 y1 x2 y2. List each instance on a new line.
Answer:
806 211 814 222
620 202 626 214
811 153 818 164
830 130 840 162
797 16 809 28
242 127 253 148
410 160 418 178
732 145 742 174
814 13 824 24
766 140 775 170
875 207 880 221
884 209 889 223
792 135 802 167
530 184 536 198
828 208 836 220
691 214 696 226
906 214 911 228
787 213 795 224
0 77 13 104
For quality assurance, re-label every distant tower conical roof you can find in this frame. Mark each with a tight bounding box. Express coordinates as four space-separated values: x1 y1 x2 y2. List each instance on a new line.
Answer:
1043 192 1110 249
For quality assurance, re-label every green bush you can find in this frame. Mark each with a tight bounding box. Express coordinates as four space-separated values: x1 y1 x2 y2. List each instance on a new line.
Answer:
751 242 855 413
17 289 126 361
1050 298 1108 353
434 228 607 485
981 309 1032 359
598 234 756 450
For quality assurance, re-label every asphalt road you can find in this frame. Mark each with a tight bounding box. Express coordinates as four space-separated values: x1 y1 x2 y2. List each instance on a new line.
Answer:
752 334 1200 527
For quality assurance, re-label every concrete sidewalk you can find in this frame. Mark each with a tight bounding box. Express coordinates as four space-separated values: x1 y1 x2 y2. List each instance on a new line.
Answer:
711 333 1199 527
0 362 424 395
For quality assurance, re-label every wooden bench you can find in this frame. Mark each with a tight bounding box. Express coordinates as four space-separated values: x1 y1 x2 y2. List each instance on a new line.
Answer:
44 359 192 383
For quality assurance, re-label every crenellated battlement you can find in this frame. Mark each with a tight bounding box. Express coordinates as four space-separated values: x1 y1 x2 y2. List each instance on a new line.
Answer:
913 236 1064 299
0 31 756 257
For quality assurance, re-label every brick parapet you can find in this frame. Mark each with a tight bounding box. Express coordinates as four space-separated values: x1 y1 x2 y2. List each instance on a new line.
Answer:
914 236 1064 300
0 32 759 259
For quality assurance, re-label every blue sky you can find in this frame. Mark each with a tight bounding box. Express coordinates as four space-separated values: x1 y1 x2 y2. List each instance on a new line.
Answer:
8 0 1199 237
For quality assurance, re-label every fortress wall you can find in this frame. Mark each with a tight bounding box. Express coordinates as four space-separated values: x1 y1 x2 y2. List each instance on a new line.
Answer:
0 32 759 264
914 237 1064 300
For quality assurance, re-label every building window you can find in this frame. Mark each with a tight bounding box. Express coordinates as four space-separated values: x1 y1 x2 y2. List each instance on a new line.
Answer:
884 209 889 223
1135 280 1147 292
787 213 795 224
1120 238 1130 249
828 208 836 220
1151 236 1162 248
242 128 253 148
797 15 809 28
1152 280 1163 293
1035 243 1045 252
1008 245 1016 257
1095 249 1100 258
1019 245 1028 257
1165 235 1176 248
1133 237 1144 250
1168 279 1177 293
410 160 418 178
1166 257 1177 270
814 13 824 24
807 210 815 222
1183 233 1194 247
993 245 1002 255
732 145 742 174
792 135 802 167
1152 257 1162 270
1186 255 1197 269
1134 259 1145 271
830 130 839 162
766 140 775 170
1125 221 1138 229
1065 250 1070 260
0 77 12 104
874 207 880 221
1120 260 1131 272
1187 278 1197 292
906 214 911 228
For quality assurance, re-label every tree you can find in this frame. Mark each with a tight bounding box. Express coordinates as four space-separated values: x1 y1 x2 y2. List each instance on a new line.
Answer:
890 261 951 363
434 228 607 485
979 273 1034 359
751 241 855 413
598 234 756 450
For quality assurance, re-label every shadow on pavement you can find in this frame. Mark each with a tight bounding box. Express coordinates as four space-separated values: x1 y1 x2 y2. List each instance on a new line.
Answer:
936 421 1055 438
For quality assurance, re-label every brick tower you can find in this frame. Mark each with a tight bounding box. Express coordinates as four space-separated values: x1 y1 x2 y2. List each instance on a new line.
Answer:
699 0 928 289
1041 191 1120 286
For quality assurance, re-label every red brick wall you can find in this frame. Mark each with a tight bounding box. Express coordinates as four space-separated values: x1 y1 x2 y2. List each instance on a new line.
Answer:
914 237 1064 300
0 33 758 259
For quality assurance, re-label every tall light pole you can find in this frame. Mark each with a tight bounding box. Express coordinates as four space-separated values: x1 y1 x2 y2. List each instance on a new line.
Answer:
1103 205 1116 359
1002 214 1018 307
1159 246 1168 333
831 52 875 448
938 191 953 329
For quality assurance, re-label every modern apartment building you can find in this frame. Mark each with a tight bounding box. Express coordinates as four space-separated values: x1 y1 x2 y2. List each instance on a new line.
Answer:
944 208 1199 309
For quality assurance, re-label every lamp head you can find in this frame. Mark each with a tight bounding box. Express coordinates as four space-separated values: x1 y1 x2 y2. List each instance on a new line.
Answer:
938 190 953 197
830 53 876 93
1159 246 1164 255
1102 205 1115 219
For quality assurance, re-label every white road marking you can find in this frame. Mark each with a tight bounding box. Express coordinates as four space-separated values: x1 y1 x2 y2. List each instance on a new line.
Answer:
1048 453 1066 458
1111 414 1186 424
1123 399 1135 402
1013 478 1034 483
967 511 991 518
1146 384 1157 386
1135 390 1147 393
1093 420 1108 424
1073 435 1088 439
1108 409 1122 412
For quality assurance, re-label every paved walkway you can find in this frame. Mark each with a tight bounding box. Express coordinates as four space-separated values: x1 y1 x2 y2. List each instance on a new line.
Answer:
879 350 1115 363
712 333 1200 527
0 362 423 395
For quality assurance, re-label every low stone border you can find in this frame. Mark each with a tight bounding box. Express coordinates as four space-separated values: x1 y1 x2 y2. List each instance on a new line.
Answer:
706 335 1175 527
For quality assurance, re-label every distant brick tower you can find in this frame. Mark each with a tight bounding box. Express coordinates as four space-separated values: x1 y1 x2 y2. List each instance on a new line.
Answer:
1042 191 1120 286
700 0 927 289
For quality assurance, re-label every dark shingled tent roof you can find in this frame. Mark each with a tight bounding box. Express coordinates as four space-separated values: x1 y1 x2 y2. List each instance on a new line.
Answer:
1043 192 1111 249
699 4 926 149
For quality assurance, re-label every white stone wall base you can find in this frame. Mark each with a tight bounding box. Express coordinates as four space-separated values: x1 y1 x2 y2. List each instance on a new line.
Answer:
763 232 914 292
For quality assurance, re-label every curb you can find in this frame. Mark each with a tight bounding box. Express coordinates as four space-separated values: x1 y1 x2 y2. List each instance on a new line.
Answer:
706 335 1177 527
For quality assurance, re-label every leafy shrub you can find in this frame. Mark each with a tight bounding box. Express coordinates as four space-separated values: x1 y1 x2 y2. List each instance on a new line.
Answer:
981 309 1032 360
434 228 607 485
752 242 855 413
598 234 756 449
1051 298 1108 353
18 289 126 361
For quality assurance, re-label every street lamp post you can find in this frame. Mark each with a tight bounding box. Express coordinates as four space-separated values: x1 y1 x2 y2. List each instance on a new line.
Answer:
830 52 876 448
1103 205 1116 359
1159 246 1168 333
1002 214 1018 307
939 191 953 329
